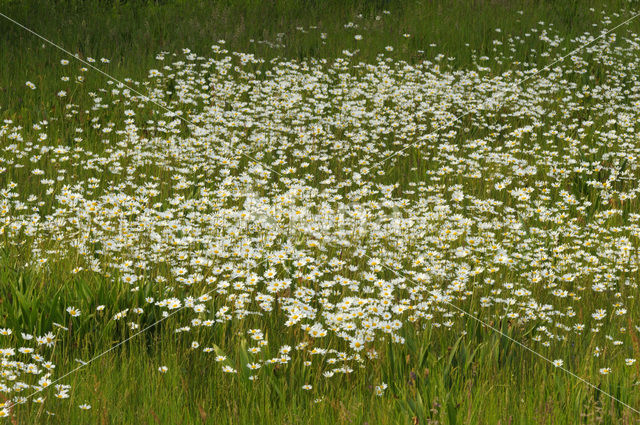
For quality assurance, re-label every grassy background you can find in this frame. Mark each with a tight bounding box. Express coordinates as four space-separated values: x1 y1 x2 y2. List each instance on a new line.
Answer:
1 0 640 424
1 0 638 120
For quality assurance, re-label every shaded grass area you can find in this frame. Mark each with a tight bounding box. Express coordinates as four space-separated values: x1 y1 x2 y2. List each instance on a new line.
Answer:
1 0 638 120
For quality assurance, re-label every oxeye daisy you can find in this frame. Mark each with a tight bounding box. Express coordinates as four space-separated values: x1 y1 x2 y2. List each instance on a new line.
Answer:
375 382 387 396
592 309 606 321
66 306 81 317
3 24 640 414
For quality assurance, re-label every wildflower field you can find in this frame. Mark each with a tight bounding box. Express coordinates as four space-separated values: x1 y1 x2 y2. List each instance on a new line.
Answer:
2 0 640 423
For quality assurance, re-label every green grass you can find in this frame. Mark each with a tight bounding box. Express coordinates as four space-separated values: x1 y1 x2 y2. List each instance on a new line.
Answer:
2 0 640 424
6 312 639 424
1 0 637 120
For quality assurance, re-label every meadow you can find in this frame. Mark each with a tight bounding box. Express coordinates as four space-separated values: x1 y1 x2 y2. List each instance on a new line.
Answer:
1 0 640 423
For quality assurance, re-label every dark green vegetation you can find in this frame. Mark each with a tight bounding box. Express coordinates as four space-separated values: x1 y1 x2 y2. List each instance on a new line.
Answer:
1 0 637 119
2 0 640 424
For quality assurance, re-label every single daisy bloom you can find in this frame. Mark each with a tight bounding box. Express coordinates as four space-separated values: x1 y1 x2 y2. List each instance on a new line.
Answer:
66 306 81 317
221 365 236 373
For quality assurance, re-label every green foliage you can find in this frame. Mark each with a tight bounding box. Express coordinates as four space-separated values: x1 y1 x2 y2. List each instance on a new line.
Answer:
1 0 640 424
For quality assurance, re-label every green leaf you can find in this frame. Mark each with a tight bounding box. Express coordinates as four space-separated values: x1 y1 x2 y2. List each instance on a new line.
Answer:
446 394 457 425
